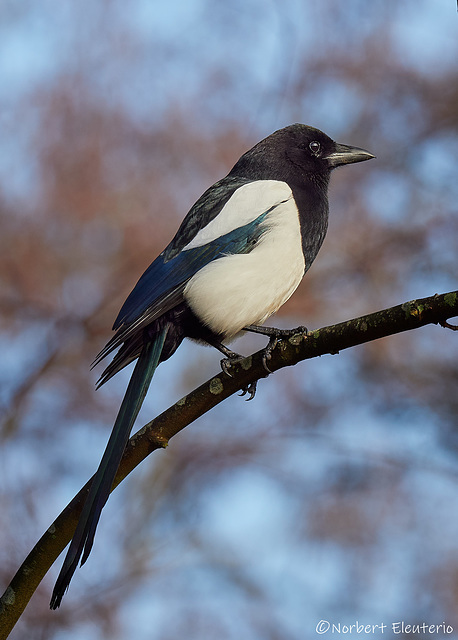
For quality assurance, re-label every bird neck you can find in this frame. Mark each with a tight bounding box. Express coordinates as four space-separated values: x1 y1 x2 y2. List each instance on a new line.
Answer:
290 175 330 272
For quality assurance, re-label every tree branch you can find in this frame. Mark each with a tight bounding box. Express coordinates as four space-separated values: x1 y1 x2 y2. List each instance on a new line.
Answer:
1 290 457 638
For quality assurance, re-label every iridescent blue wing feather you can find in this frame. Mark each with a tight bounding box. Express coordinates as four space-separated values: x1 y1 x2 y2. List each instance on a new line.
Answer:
94 195 270 368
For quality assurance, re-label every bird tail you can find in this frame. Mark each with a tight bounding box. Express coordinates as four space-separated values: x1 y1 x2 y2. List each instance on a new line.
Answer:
50 325 169 609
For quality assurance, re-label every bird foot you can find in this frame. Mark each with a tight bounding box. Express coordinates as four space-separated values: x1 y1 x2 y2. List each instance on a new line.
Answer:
219 325 308 400
220 352 245 377
239 381 258 401
260 336 278 374
257 325 308 373
220 353 258 400
270 325 308 339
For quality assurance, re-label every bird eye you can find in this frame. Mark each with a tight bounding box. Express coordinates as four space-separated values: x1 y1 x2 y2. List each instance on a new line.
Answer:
309 141 321 155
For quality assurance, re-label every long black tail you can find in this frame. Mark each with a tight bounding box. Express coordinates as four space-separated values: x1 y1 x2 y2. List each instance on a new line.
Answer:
50 325 169 609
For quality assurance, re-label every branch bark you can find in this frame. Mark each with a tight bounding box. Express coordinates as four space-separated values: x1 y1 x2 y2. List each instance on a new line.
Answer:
1 290 457 638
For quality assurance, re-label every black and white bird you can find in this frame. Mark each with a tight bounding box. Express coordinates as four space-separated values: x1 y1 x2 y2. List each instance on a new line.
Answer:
51 123 374 608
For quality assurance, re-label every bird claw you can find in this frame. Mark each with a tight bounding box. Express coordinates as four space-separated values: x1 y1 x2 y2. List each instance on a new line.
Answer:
281 325 308 338
261 337 277 373
221 353 258 400
239 381 257 400
220 352 245 378
260 325 308 373
220 325 308 398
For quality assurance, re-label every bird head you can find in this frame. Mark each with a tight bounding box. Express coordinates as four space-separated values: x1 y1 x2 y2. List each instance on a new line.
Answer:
230 123 375 184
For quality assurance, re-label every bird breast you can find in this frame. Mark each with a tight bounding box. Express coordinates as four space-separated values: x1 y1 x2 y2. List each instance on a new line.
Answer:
183 182 305 339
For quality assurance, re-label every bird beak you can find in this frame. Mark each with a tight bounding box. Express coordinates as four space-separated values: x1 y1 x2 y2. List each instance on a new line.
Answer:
325 143 375 168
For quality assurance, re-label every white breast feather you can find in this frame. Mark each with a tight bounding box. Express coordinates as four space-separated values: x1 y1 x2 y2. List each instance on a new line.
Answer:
183 181 305 339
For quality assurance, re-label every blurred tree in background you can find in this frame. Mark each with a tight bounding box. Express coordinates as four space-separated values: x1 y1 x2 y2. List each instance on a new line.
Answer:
0 1 457 638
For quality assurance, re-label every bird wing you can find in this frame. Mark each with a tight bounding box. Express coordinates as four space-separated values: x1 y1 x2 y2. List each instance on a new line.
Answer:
94 178 292 366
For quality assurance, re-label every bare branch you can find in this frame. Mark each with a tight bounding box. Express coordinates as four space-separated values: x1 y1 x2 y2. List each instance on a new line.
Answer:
0 289 457 638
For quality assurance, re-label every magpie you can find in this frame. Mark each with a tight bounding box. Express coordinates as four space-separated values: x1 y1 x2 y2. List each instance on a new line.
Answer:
50 123 374 608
